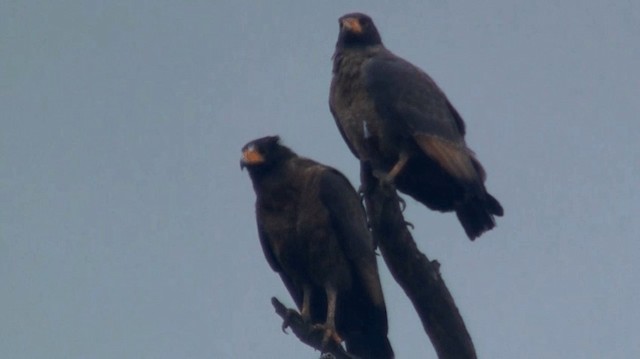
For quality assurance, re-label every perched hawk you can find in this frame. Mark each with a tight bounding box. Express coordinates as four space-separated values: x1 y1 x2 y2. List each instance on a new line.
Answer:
241 136 394 359
330 13 503 240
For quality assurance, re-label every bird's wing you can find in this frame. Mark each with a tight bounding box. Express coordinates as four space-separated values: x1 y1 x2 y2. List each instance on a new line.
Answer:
318 169 387 312
364 53 466 139
256 218 303 308
256 217 281 272
364 53 480 181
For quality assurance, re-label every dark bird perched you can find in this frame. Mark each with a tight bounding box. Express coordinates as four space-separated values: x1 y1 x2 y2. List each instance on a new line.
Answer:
241 136 394 359
329 13 503 240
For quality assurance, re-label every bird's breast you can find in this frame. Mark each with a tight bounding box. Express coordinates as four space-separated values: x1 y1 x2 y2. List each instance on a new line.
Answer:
331 51 407 166
331 80 378 157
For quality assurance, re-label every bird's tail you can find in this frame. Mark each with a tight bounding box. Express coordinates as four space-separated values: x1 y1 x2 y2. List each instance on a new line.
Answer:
456 192 503 240
345 331 394 359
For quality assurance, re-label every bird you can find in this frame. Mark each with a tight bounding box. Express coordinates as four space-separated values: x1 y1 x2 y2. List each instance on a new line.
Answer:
241 135 394 359
329 12 503 240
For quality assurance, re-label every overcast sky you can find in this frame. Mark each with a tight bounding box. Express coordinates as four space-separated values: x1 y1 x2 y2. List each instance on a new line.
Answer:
2 1 639 358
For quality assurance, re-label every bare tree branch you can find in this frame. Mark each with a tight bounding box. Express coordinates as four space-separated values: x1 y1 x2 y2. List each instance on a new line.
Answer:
271 297 358 359
360 162 477 359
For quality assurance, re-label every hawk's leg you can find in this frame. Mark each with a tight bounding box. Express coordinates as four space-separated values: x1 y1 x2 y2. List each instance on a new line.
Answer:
300 285 312 323
314 286 342 347
372 152 409 188
383 152 410 184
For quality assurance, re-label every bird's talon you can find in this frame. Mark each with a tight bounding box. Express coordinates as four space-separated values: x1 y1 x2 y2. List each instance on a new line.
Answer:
312 324 342 348
371 169 385 181
281 308 298 333
372 170 395 188
397 196 407 211
322 330 342 348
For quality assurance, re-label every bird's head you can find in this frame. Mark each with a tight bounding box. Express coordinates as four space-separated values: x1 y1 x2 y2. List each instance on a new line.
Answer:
336 13 382 48
240 136 293 173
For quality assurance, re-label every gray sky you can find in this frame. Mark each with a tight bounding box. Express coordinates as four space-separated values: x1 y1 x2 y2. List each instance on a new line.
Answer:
2 1 639 358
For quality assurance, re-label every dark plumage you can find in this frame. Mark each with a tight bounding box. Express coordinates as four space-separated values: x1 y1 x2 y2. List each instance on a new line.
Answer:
241 136 394 359
329 13 503 240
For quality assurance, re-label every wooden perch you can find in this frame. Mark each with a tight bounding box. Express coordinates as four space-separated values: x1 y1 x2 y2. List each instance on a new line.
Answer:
271 297 358 359
360 162 477 359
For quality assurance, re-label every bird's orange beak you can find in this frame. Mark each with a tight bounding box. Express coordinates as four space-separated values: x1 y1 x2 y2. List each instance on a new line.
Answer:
241 147 264 166
341 17 362 34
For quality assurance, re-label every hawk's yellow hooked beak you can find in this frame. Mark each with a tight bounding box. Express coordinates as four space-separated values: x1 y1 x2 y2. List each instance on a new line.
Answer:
240 146 264 168
341 17 362 34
